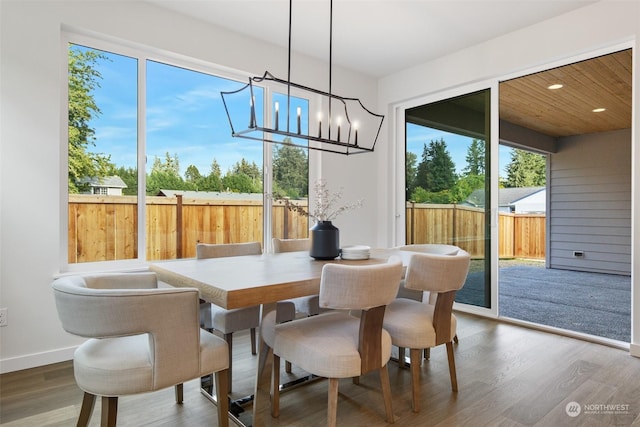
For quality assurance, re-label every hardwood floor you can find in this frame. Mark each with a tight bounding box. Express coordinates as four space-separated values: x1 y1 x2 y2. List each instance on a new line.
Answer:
3 313 640 426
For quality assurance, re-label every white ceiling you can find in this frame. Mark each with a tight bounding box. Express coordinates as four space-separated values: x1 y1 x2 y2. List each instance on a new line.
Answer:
148 0 596 78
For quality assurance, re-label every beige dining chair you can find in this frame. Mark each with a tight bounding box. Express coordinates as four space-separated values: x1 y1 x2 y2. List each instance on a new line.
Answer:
262 258 404 426
51 272 230 427
394 243 463 362
382 249 470 412
272 237 321 316
197 242 296 392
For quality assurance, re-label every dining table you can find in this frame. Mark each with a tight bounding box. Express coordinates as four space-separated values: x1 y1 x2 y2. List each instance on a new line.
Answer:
149 247 409 426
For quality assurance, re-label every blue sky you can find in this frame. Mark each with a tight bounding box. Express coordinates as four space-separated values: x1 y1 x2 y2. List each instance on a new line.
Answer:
81 45 511 178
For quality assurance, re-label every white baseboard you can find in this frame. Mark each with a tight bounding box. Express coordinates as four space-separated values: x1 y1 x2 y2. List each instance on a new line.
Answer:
0 346 76 374
629 343 640 358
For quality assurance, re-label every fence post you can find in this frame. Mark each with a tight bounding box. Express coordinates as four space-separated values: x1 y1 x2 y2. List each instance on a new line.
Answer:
283 203 289 239
176 194 183 259
410 202 415 244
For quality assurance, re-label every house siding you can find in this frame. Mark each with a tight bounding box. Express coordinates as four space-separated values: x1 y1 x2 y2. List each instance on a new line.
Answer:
549 129 631 275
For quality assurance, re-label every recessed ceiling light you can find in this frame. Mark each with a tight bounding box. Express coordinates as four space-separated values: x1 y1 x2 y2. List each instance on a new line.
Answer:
592 108 606 113
547 84 563 90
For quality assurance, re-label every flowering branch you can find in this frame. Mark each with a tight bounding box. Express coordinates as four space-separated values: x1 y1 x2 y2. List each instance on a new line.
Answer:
269 179 363 222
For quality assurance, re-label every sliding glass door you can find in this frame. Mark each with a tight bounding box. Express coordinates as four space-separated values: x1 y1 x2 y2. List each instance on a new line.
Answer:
405 89 492 308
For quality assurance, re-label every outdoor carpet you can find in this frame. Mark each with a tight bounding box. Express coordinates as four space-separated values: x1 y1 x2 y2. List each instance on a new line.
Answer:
455 265 631 342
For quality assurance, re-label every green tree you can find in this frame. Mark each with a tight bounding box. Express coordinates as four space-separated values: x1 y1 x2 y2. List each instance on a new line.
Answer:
504 149 546 187
146 153 193 194
415 138 457 193
463 139 485 176
184 165 202 184
222 159 262 193
405 151 417 201
273 142 308 198
116 166 138 195
68 46 114 193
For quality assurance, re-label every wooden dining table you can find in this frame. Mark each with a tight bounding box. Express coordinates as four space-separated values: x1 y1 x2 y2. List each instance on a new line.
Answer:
149 248 406 426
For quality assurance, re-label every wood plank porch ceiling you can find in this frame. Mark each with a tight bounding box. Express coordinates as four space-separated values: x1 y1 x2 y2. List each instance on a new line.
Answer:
500 49 632 138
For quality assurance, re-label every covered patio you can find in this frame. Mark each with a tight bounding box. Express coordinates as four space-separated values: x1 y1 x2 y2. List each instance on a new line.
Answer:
457 262 631 343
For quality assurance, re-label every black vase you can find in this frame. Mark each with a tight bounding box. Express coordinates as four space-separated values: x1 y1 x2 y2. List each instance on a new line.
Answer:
309 221 340 260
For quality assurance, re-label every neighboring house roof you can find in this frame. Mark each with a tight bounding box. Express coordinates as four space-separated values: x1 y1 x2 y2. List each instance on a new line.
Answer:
463 186 545 208
82 176 127 189
157 189 263 201
500 187 545 206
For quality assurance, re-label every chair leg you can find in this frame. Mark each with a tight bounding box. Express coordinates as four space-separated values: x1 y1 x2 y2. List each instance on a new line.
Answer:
175 383 183 404
379 364 394 423
224 332 233 394
409 348 422 413
77 392 96 427
453 334 459 344
446 341 458 392
101 396 118 427
352 376 359 385
272 354 281 418
215 369 230 427
398 347 406 368
250 327 257 355
327 378 339 427
424 347 430 360
285 360 292 373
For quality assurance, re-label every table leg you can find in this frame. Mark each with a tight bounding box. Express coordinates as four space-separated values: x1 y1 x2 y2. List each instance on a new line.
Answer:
252 302 276 426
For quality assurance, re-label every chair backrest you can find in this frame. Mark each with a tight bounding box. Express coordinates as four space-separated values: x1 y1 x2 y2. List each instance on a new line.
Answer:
395 243 461 256
272 238 310 253
403 251 470 345
196 242 262 259
51 272 203 390
319 257 403 311
403 250 470 293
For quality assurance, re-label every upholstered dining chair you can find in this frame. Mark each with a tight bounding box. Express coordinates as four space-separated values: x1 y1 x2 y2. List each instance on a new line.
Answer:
262 257 404 426
197 242 296 391
51 272 229 427
394 243 463 363
382 249 470 413
272 237 321 317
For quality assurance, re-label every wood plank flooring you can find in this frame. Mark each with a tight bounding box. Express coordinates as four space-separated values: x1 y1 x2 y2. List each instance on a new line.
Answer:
3 313 640 426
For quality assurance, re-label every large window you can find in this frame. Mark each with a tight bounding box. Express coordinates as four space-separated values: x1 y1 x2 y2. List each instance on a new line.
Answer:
65 35 309 269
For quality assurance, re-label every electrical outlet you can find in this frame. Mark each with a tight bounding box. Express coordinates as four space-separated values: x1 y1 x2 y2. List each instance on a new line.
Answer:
0 308 7 327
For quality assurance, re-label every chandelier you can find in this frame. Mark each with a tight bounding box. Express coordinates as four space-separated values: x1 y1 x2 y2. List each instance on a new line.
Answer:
220 0 384 155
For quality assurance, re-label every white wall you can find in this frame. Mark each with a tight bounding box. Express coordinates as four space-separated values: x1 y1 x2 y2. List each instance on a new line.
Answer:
378 1 640 352
0 1 379 373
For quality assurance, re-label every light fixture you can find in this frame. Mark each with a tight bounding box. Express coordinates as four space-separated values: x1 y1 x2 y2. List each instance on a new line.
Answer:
547 83 563 90
592 107 606 113
220 0 384 155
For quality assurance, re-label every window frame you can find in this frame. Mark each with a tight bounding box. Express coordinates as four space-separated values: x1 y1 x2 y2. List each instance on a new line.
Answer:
61 30 308 272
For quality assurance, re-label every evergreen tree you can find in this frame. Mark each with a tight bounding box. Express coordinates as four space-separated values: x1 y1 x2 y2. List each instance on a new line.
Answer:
273 142 308 198
146 153 192 194
463 139 485 176
415 138 457 193
184 165 202 184
115 166 138 195
405 151 417 201
504 149 546 187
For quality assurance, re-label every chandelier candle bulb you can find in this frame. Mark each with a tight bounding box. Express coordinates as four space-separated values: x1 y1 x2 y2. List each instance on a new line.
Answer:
274 101 279 130
250 96 256 128
296 107 301 134
337 117 341 141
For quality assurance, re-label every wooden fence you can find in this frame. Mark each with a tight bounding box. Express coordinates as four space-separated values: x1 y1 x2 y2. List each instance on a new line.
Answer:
405 203 545 259
68 195 545 263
